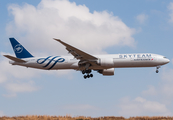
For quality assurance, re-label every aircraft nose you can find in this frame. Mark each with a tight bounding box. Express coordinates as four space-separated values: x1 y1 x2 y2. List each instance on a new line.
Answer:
165 58 170 64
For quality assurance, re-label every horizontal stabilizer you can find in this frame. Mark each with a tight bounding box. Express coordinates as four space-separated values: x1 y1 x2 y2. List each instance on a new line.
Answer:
3 55 26 63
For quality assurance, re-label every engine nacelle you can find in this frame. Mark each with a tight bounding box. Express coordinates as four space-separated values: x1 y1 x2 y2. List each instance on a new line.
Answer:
98 58 114 67
98 68 114 76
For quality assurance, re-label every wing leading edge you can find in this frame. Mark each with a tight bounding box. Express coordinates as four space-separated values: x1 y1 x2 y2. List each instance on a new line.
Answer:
53 38 100 69
53 38 98 61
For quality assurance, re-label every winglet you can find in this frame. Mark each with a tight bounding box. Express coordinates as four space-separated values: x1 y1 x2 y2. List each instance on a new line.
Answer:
3 55 26 63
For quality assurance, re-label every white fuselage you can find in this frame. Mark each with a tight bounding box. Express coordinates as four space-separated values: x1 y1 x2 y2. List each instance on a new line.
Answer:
9 53 170 71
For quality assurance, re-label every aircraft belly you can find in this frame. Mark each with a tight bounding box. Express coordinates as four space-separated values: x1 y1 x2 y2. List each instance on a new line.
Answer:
51 63 73 69
14 60 79 70
12 62 44 69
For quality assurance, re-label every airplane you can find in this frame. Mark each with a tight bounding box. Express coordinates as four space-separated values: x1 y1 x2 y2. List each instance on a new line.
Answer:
4 38 170 79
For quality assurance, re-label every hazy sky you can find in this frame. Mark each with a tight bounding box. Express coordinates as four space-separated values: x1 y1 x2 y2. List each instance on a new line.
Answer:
1 0 173 118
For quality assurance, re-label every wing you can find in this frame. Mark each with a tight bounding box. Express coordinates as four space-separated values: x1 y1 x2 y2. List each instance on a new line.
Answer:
53 38 99 69
54 38 98 61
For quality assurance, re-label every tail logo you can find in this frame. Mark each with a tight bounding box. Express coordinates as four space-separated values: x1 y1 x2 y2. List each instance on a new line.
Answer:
14 44 23 53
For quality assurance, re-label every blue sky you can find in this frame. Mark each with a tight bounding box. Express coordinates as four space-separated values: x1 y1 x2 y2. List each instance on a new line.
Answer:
1 0 173 118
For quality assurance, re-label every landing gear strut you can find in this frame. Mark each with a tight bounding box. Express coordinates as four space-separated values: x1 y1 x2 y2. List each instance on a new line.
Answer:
82 69 91 74
156 66 160 73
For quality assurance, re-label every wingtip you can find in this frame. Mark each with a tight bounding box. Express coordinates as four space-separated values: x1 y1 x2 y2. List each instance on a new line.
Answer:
53 38 61 41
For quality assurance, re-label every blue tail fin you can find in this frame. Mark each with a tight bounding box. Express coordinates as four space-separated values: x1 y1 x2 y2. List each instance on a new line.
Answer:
9 38 34 59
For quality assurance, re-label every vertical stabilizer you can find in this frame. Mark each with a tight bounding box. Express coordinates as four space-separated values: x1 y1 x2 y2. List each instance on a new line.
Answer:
9 38 33 59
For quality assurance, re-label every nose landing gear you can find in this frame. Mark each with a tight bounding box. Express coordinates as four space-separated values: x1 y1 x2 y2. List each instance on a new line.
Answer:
156 70 159 73
156 66 160 73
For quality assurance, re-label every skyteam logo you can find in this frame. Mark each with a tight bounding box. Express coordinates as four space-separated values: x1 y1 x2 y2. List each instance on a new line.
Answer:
37 56 65 70
14 44 23 53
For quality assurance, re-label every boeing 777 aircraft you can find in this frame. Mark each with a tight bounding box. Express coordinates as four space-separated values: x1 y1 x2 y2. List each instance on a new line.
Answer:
4 38 170 79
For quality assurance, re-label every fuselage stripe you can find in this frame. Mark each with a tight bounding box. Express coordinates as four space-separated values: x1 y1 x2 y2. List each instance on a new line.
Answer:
48 58 65 70
43 56 59 67
37 56 65 69
37 56 52 64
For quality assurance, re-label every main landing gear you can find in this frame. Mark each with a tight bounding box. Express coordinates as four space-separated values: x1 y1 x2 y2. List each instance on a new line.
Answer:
82 69 93 79
156 66 160 73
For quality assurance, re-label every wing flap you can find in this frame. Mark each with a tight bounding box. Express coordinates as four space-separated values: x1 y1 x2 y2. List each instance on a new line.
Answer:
3 55 26 63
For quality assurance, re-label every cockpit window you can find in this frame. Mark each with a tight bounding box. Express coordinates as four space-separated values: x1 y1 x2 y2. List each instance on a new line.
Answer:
163 57 167 58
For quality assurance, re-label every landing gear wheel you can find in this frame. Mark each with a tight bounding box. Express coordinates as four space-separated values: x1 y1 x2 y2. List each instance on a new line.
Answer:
156 70 159 73
82 70 85 74
156 66 160 73
84 75 87 79
87 74 90 78
90 74 93 77
82 69 93 79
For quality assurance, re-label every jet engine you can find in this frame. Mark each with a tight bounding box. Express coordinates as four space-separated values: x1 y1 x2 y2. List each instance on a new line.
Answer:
97 58 114 67
98 68 114 76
